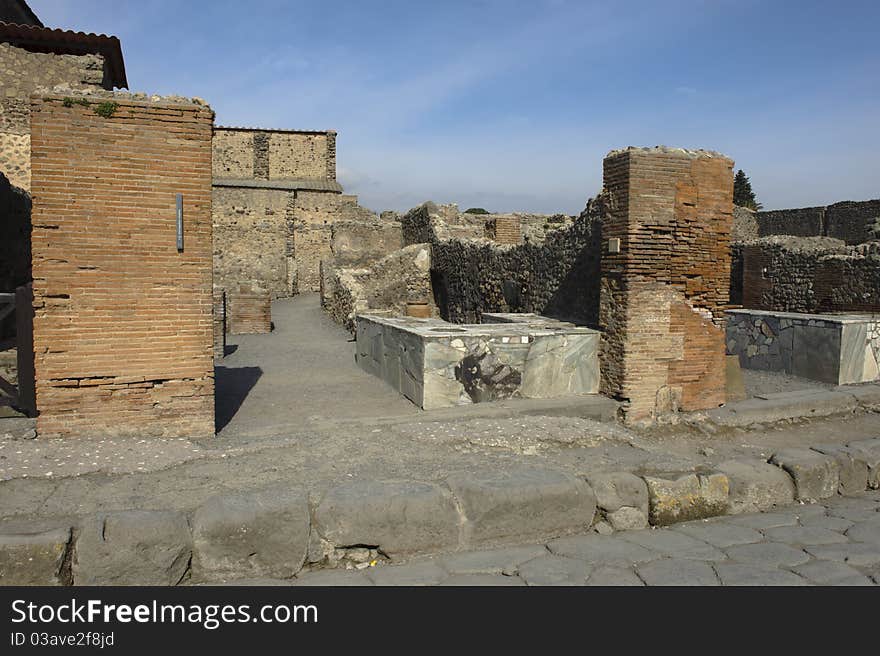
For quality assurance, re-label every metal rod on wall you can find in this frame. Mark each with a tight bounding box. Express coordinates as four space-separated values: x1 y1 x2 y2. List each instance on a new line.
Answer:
176 193 184 251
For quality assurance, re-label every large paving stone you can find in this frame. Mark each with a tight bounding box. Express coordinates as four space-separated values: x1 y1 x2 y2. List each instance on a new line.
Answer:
636 559 719 586
724 542 810 568
438 545 547 575
724 510 800 530
292 569 374 586
799 514 853 532
446 466 596 546
672 520 764 548
619 529 726 561
846 439 880 489
547 534 658 565
517 555 592 586
584 471 649 530
812 445 869 496
643 472 729 525
846 519 880 545
74 511 191 586
713 563 809 586
792 560 874 585
439 573 525 586
715 459 796 514
367 561 448 586
769 449 840 501
314 479 459 558
0 526 71 585
804 542 880 567
763 525 848 546
585 565 644 586
193 486 309 581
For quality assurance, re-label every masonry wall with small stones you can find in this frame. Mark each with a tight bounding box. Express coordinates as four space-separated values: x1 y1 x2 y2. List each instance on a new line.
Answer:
599 147 733 421
741 237 880 314
29 93 215 438
212 127 349 298
0 42 111 190
403 201 604 326
730 198 880 308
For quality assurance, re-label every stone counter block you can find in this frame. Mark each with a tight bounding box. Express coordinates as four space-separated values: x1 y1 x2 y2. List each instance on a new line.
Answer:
727 309 880 385
356 313 600 409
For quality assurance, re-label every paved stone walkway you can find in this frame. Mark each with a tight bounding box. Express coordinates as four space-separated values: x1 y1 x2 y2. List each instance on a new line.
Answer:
285 490 880 586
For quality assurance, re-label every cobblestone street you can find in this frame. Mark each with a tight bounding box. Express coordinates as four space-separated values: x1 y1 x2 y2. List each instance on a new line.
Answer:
288 490 880 586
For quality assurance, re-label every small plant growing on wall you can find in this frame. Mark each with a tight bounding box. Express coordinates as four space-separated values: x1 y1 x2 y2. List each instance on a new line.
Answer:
93 101 119 118
60 97 119 118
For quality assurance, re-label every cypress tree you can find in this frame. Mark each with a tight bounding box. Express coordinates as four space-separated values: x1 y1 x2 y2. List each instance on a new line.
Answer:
733 169 762 210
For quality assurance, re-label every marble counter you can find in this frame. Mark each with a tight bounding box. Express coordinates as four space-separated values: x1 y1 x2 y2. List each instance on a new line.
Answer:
356 313 600 409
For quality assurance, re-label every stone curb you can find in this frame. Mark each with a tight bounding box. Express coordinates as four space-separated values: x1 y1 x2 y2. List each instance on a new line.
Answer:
705 384 880 427
1 436 878 585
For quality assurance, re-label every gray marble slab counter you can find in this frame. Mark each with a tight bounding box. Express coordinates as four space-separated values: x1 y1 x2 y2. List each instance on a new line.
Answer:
356 313 600 409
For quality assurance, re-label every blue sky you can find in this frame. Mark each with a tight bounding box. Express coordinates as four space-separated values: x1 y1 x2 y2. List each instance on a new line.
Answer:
30 0 880 214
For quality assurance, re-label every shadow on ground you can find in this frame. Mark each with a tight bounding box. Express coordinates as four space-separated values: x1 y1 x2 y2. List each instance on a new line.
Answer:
214 365 262 432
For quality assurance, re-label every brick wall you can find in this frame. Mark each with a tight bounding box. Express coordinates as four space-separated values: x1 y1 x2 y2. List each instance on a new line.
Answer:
486 215 522 244
29 93 215 438
0 42 109 190
599 146 733 421
226 286 271 334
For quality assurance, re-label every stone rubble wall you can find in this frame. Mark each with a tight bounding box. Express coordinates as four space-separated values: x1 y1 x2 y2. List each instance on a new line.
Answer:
731 199 880 307
324 244 435 332
753 199 880 245
402 200 603 326
212 186 294 298
740 236 880 313
29 92 215 439
0 42 110 190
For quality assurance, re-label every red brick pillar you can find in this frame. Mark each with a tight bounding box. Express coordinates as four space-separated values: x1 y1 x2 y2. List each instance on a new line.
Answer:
29 93 215 438
599 147 733 422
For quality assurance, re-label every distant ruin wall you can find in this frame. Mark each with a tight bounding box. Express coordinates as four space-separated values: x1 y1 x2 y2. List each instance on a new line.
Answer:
753 198 880 244
405 200 603 326
731 199 880 307
741 237 880 314
212 127 336 181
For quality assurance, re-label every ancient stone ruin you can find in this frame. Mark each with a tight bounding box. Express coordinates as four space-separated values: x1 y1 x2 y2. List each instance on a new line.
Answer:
1 1 878 435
